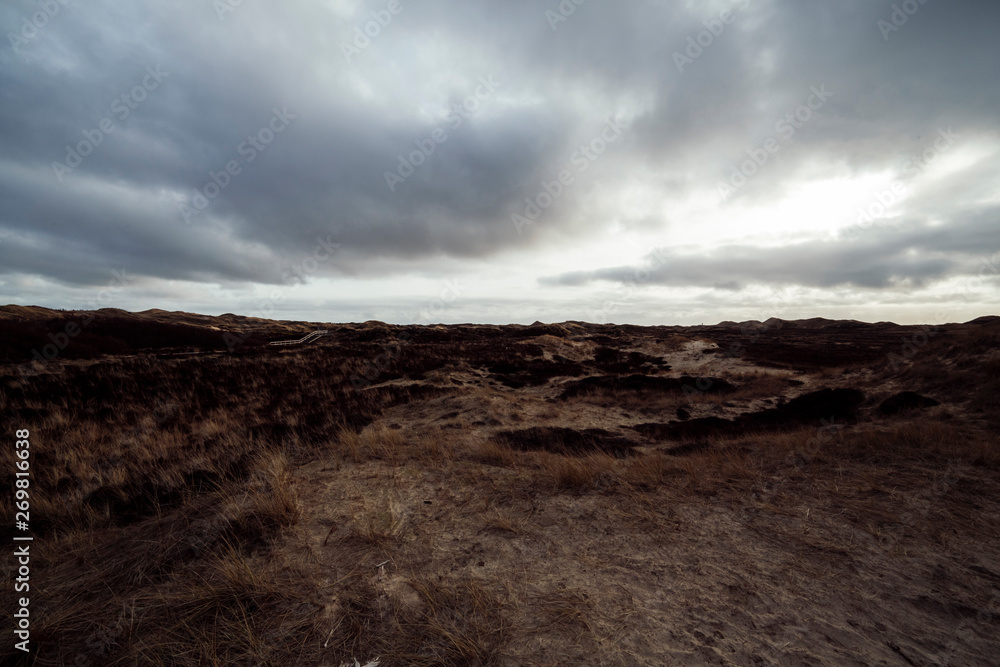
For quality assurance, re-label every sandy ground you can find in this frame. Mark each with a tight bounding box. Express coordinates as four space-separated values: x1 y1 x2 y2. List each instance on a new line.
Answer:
276 337 1000 666
287 450 999 666
4 314 997 665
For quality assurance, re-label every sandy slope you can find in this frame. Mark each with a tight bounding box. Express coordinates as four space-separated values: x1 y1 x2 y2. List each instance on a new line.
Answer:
286 444 999 665
276 335 1000 666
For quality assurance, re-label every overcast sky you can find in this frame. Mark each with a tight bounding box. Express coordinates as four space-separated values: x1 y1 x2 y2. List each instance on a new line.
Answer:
1 0 997 325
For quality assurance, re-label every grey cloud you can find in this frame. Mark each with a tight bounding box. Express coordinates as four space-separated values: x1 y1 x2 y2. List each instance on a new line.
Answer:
541 206 1000 290
0 0 997 318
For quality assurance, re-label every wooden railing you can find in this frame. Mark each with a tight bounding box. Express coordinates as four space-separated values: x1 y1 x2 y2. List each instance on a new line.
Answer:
268 330 330 346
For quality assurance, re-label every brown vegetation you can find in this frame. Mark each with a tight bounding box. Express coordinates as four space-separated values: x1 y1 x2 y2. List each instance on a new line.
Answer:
1 312 998 665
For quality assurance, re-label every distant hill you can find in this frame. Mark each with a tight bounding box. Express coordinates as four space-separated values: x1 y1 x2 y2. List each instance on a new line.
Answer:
0 305 996 365
0 306 315 363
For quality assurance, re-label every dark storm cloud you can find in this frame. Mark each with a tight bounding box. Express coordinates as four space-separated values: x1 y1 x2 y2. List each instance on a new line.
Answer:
628 0 1000 203
0 0 998 292
541 205 1000 290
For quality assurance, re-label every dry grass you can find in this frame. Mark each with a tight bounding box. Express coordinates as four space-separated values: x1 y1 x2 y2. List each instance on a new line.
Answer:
535 450 617 493
227 450 301 545
722 370 798 398
2 317 999 665
0 446 310 665
335 425 463 468
613 451 679 490
566 368 796 417
530 588 593 633
0 348 405 665
669 442 763 496
337 425 406 463
482 505 528 535
317 574 514 667
466 437 521 467
759 420 998 469
351 497 411 548
124 548 317 665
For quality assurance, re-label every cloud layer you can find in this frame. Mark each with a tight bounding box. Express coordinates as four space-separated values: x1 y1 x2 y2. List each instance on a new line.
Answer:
0 0 997 323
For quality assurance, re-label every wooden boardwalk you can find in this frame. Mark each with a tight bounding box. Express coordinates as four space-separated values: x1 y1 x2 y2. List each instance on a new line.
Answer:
267 330 330 346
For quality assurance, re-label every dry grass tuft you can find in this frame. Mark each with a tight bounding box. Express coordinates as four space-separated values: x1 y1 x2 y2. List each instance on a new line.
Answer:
530 588 593 633
226 450 301 546
482 506 527 535
536 451 617 493
352 498 411 548
123 547 319 666
669 443 763 495
467 437 521 467
831 422 994 467
337 426 406 463
615 451 680 490
321 574 513 666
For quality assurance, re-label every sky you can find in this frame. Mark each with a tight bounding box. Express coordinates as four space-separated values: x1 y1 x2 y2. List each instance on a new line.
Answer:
1 0 998 326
